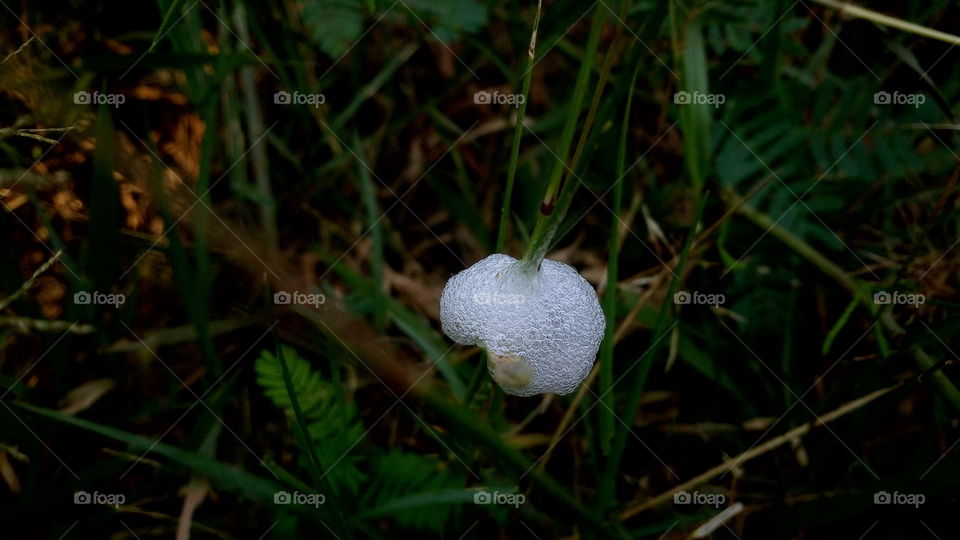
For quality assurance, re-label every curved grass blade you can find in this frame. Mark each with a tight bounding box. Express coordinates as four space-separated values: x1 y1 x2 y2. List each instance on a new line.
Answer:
150 0 188 53
11 401 338 525
273 337 353 538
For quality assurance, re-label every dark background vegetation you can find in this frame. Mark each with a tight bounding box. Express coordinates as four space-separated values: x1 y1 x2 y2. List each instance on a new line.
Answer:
1 0 959 538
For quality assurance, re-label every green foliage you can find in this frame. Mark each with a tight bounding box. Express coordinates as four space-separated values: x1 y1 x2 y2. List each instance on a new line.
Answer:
256 345 465 533
302 0 489 58
5 0 960 537
256 346 367 496
302 0 367 59
361 449 466 532
402 0 488 43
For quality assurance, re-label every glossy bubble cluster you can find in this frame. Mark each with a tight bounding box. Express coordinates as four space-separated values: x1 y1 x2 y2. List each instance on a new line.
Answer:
439 254 605 396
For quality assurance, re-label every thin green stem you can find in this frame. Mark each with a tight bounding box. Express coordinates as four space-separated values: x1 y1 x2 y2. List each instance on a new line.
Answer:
599 62 641 453
274 340 352 538
597 193 709 513
520 4 606 270
913 346 960 416
495 0 542 253
354 132 386 328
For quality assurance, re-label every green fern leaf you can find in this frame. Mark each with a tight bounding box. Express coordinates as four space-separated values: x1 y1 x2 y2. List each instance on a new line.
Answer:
361 449 465 533
256 345 367 496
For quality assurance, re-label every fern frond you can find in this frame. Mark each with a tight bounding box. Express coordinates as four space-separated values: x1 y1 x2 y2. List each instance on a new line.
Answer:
361 449 465 533
256 345 366 496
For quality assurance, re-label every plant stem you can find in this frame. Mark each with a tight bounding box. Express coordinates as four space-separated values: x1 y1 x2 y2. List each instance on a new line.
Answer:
0 249 62 311
728 190 960 414
809 0 960 45
519 4 606 270
913 346 960 416
732 195 866 301
274 341 353 538
495 0 542 253
599 60 641 452
596 193 708 512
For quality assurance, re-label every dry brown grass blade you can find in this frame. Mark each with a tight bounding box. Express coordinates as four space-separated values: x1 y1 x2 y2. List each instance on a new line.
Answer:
619 381 904 520
176 478 210 540
0 249 63 311
57 379 117 416
0 451 21 495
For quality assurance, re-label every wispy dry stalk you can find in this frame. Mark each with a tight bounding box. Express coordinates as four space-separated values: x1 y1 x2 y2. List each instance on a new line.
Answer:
0 249 64 311
619 381 903 520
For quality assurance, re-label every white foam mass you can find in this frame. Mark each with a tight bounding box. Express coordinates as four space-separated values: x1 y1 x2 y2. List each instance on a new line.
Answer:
439 254 605 396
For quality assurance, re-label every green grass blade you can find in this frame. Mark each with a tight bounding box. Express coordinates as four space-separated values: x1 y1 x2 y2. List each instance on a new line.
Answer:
10 400 336 525
599 62 642 453
822 297 859 356
495 0 542 253
323 253 467 400
597 193 709 513
273 338 353 539
85 96 121 291
332 44 418 133
150 0 187 52
358 486 511 518
520 4 605 268
669 0 710 194
353 132 386 329
388 306 466 400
